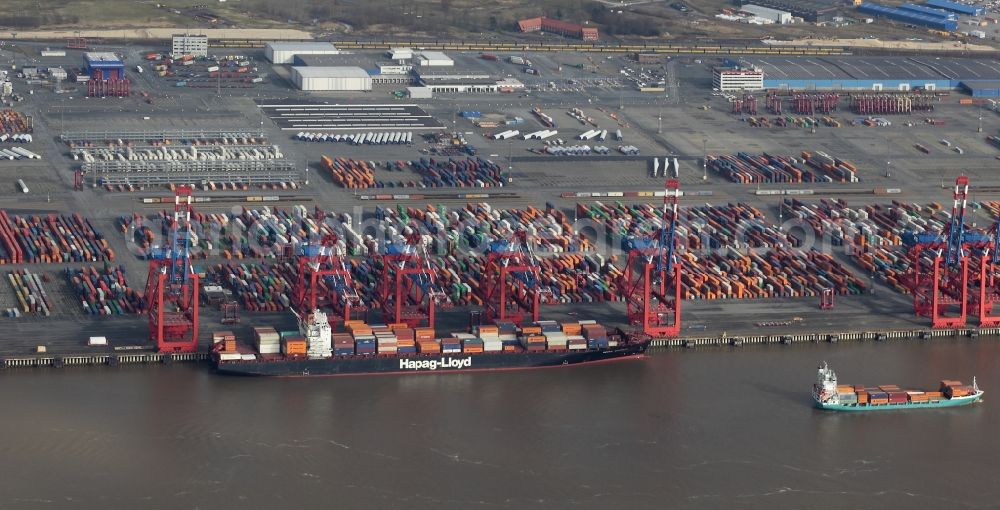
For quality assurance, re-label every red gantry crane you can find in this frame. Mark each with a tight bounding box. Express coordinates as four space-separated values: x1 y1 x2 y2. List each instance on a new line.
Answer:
377 232 447 328
479 230 545 326
144 185 200 353
619 178 682 337
966 206 1000 327
293 233 365 331
904 176 988 328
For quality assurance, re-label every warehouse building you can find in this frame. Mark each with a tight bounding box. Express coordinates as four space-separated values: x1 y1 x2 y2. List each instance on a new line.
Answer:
415 51 454 67
925 0 984 16
740 4 793 23
738 0 837 21
713 67 765 91
961 81 1000 97
517 17 599 40
857 3 958 31
414 69 521 93
387 48 413 61
291 66 372 91
172 34 208 58
265 42 340 64
83 52 125 80
743 56 1000 92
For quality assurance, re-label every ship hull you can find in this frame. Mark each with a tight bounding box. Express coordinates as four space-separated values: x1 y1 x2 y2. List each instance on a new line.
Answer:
215 342 647 377
814 392 984 411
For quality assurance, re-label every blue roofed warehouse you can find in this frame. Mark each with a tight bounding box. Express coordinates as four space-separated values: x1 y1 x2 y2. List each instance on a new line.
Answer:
83 52 125 80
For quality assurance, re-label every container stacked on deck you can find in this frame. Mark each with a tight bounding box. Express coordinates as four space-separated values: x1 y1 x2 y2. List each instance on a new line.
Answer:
391 324 417 354
6 269 51 316
578 200 865 300
707 152 858 184
416 327 440 353
254 327 280 355
941 380 975 398
282 331 307 356
213 331 237 352
780 198 951 292
474 325 504 352
0 212 113 264
66 265 143 315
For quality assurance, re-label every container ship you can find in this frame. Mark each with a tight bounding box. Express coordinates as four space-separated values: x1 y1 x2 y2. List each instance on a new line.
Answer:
812 362 983 411
212 310 646 377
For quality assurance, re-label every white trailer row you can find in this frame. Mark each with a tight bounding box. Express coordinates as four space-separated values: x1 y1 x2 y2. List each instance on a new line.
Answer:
522 129 558 140
72 145 283 163
492 129 520 140
0 146 41 160
295 131 413 145
0 133 32 143
544 145 613 156
618 145 641 156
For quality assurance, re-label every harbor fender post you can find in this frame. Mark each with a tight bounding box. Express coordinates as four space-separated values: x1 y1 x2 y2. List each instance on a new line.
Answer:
780 336 791 345
969 330 980 338
875 333 886 342
919 331 931 340
827 334 839 343
107 354 119 367
162 353 174 365
730 337 743 346
52 357 64 368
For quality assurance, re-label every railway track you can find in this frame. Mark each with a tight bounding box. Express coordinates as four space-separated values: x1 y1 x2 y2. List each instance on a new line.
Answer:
210 38 849 56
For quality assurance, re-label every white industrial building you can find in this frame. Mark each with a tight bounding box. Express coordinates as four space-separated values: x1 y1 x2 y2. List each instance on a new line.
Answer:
415 51 454 66
713 68 765 91
739 4 792 24
292 66 372 91
407 86 433 99
172 34 209 58
387 48 413 60
265 42 341 64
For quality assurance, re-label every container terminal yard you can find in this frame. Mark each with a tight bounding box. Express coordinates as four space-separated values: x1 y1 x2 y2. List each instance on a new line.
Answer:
0 36 999 370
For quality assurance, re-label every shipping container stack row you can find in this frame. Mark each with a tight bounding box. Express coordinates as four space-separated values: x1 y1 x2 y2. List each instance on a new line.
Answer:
850 94 934 115
779 198 955 292
148 54 266 88
0 211 113 264
577 200 866 299
0 110 33 139
373 202 592 256
207 262 300 312
708 152 859 184
65 265 144 315
6 269 51 317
